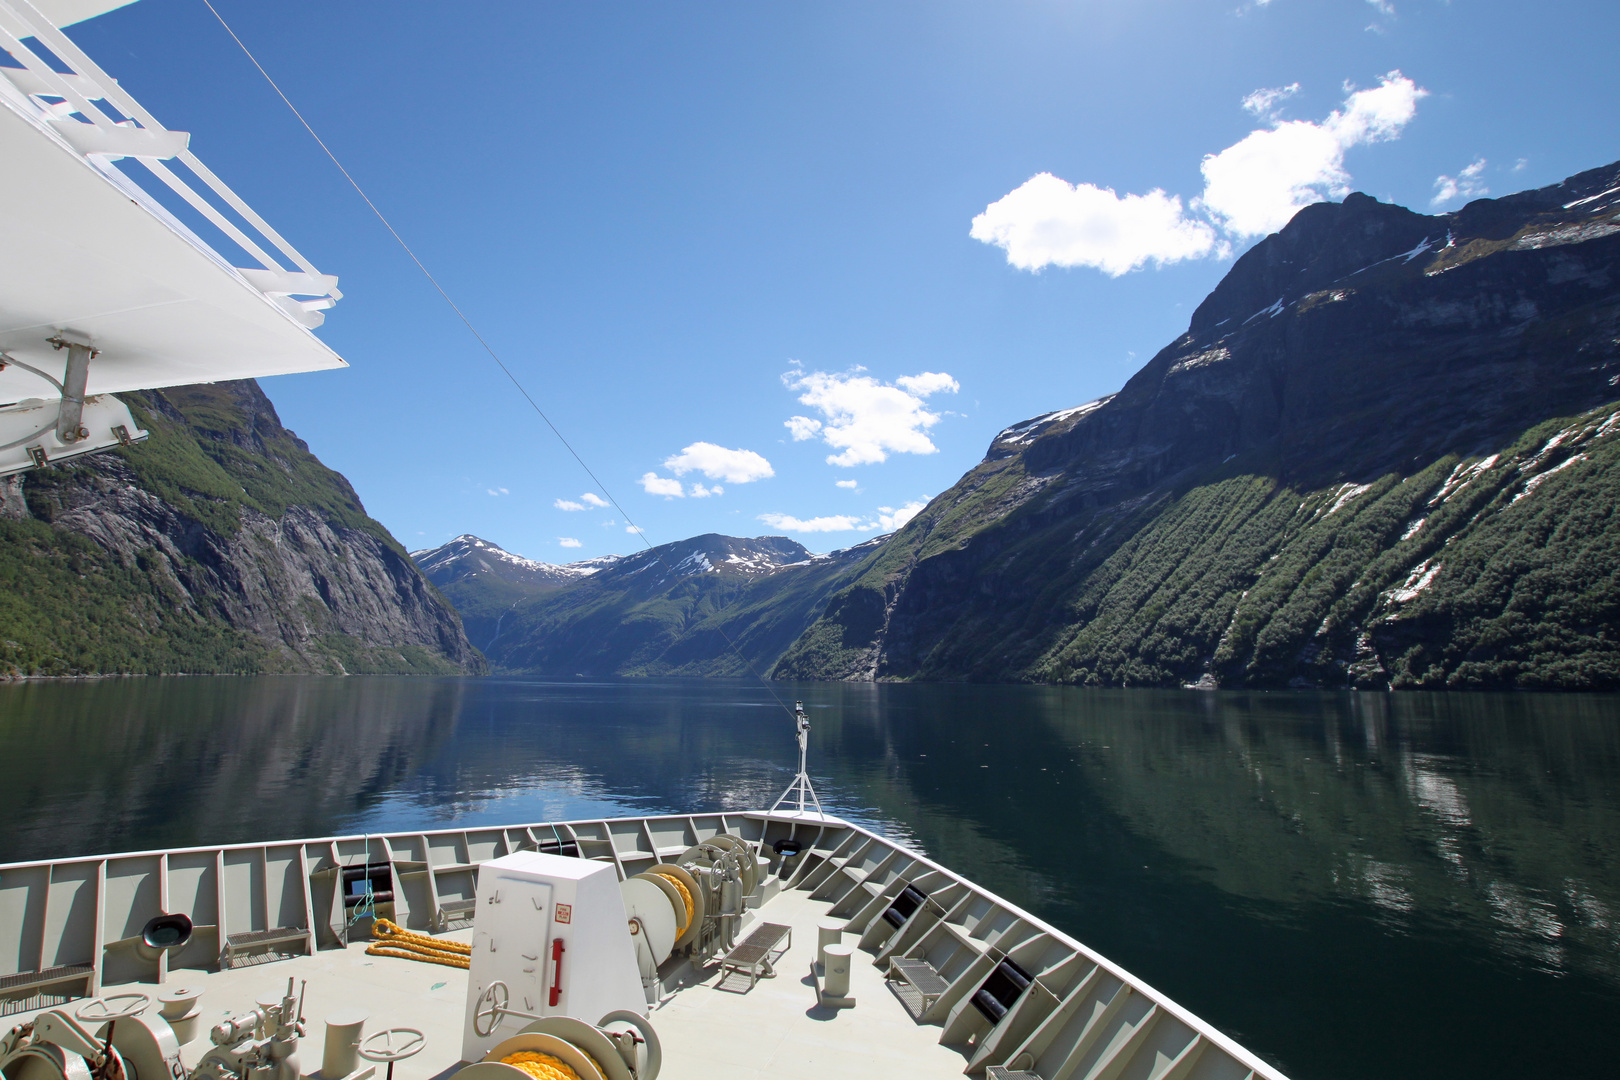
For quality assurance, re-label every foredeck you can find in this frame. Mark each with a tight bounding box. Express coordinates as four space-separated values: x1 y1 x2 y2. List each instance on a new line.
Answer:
0 813 1287 1080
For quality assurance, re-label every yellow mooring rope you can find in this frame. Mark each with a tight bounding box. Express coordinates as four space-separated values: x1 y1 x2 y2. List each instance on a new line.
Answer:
364 917 472 968
653 873 693 931
500 1051 584 1080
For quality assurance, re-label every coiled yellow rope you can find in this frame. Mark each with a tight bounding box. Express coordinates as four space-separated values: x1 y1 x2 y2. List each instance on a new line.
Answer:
653 873 693 930
500 1051 580 1080
372 917 473 952
364 918 472 968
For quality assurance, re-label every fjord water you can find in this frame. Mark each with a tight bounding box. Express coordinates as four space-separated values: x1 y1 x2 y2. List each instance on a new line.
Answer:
1 679 1616 1080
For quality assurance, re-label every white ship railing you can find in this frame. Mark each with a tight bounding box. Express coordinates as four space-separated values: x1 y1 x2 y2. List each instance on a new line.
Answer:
0 0 340 328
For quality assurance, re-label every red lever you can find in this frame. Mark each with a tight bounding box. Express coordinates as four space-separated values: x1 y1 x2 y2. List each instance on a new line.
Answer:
549 937 564 1007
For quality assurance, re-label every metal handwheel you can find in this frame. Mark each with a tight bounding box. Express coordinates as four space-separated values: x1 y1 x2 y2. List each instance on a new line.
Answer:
359 1027 425 1080
75 994 151 1023
473 982 510 1038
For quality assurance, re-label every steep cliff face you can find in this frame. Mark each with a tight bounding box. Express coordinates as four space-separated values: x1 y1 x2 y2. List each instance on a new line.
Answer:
773 161 1620 689
0 379 484 677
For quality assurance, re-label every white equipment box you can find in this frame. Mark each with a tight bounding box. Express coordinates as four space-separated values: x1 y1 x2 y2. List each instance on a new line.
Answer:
461 852 645 1062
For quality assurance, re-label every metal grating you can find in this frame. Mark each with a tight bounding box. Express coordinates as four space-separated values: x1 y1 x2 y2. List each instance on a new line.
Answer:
0 965 93 993
890 957 950 997
226 926 308 948
0 965 93 1017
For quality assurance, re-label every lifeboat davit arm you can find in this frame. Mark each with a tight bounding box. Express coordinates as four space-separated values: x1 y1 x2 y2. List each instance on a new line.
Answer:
0 333 148 477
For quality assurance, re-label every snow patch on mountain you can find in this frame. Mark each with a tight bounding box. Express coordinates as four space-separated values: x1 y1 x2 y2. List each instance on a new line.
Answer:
411 534 622 581
994 396 1113 448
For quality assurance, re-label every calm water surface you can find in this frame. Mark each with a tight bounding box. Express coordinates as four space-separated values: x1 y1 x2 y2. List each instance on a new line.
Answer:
1 677 1616 1080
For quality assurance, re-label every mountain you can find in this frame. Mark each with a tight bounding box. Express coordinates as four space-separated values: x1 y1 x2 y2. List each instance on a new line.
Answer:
409 535 621 651
462 533 878 676
0 379 484 677
771 160 1620 690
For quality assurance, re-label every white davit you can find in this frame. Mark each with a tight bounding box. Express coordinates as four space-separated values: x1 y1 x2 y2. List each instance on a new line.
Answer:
0 0 344 477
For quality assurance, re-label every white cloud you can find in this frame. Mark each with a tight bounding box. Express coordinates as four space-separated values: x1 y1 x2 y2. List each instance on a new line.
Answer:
973 71 1427 273
1366 0 1395 15
689 483 723 498
639 472 686 498
969 174 1217 275
835 479 858 489
625 524 645 535
554 498 585 511
758 512 866 533
488 487 509 496
785 416 823 441
782 366 959 466
1513 158 1528 172
663 442 774 484
1242 83 1299 120
558 492 610 511
1431 157 1488 207
875 501 927 531
758 497 931 535
895 372 961 396
580 493 609 508
1199 72 1426 237
559 537 582 548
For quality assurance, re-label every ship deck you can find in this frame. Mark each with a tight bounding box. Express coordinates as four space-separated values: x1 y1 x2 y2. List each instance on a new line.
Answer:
21 887 965 1080
0 813 1283 1080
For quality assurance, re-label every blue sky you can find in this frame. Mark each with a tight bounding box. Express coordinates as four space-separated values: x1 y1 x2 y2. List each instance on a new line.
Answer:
72 0 1620 558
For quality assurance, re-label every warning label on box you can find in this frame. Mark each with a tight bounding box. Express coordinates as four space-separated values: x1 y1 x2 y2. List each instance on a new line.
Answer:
554 903 572 924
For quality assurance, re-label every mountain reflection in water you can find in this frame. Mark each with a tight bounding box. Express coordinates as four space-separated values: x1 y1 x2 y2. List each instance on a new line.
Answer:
0 677 1615 1080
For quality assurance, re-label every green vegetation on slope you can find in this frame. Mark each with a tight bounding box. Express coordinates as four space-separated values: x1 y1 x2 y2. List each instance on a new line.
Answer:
0 517 278 676
1 382 471 677
811 402 1620 690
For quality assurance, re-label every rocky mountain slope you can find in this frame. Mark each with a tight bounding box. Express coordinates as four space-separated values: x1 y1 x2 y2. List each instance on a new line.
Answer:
410 534 620 652
0 379 484 677
771 160 1620 689
417 533 876 676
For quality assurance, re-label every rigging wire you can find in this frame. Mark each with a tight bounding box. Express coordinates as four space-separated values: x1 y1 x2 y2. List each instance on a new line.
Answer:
198 0 798 720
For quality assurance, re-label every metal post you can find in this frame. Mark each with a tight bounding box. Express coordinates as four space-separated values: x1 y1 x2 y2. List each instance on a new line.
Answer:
769 701 825 817
49 333 95 443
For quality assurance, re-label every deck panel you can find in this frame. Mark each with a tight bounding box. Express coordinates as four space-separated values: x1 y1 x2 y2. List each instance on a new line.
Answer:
43 864 96 970
0 865 47 976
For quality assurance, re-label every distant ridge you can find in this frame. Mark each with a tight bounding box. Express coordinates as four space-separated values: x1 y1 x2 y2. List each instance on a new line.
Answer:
409 535 620 653
416 531 877 674
411 534 620 589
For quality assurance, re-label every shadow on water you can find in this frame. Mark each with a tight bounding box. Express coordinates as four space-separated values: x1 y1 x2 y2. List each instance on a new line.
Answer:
1 676 1617 1080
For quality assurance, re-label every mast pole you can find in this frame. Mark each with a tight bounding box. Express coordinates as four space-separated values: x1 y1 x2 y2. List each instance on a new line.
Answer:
769 701 824 817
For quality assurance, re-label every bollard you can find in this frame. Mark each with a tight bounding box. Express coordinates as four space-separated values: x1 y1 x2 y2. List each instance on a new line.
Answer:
816 918 843 968
322 1009 368 1078
821 943 853 1004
